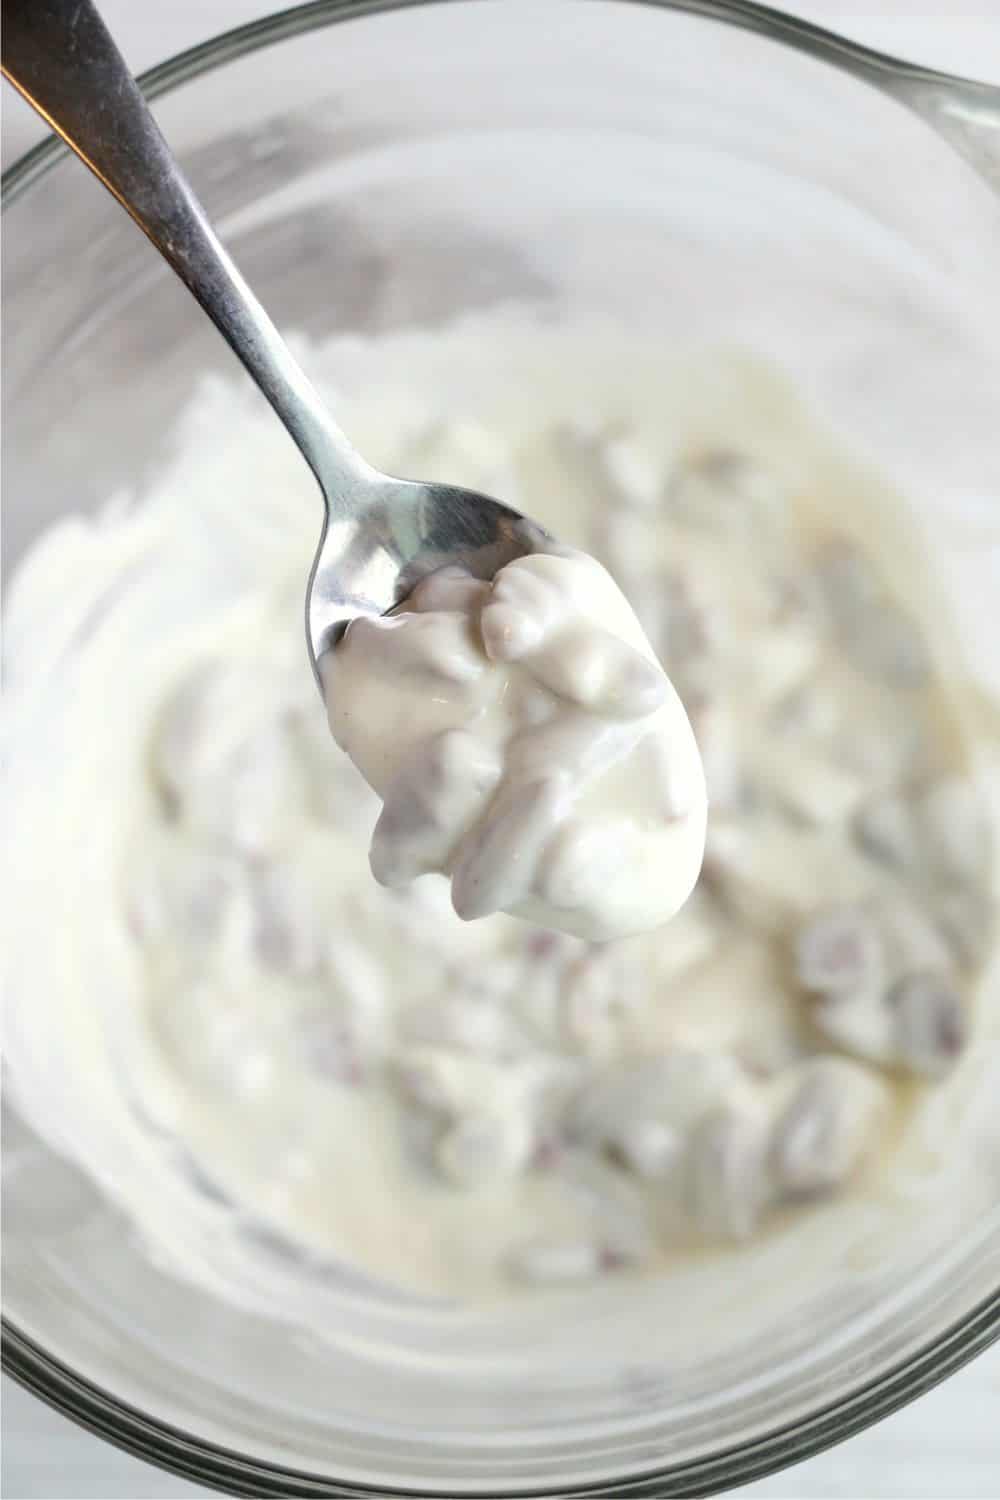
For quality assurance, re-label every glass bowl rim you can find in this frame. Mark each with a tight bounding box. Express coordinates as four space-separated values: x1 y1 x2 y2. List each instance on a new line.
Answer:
2 0 999 1493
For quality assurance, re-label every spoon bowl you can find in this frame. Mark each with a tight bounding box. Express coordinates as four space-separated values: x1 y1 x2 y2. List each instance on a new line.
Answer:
307 473 546 665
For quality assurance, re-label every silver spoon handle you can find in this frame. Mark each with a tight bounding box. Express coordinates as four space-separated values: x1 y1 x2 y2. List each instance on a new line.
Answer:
1 0 370 506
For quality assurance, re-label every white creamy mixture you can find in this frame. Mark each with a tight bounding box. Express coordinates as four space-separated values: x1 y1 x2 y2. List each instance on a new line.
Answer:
328 550 706 940
3 320 995 1303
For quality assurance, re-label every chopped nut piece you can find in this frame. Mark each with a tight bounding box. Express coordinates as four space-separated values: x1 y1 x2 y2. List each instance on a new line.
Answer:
918 776 991 886
814 539 881 626
669 451 786 536
810 990 895 1069
847 602 929 689
756 742 865 829
687 1104 768 1240
887 971 967 1076
615 1118 681 1179
768 1058 889 1195
252 865 324 976
436 1111 533 1187
794 907 884 998
852 795 919 870
934 887 995 970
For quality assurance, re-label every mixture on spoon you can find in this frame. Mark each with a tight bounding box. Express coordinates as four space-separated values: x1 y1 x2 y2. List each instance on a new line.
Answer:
326 549 706 940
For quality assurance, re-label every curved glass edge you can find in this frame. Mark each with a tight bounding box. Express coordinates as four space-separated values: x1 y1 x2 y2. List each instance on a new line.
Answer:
3 0 998 209
4 1295 999 1496
2 0 999 1491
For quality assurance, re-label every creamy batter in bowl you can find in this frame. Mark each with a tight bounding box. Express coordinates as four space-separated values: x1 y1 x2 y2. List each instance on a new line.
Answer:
4 3 1000 1495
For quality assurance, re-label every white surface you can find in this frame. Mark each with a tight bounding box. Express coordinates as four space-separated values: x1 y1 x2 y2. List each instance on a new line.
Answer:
3 2 999 1498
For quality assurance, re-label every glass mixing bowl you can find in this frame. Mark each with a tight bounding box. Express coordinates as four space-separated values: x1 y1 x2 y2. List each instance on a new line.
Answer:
3 2 1000 1494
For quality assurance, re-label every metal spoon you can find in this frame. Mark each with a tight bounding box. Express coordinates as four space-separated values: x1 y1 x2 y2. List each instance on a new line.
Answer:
2 0 545 675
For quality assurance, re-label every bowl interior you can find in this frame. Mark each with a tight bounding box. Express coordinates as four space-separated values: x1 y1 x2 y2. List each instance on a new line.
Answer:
3 2 1000 1492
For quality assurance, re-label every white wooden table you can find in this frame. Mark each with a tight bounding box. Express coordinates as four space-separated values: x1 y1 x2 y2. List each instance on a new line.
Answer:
3 3 998 1496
